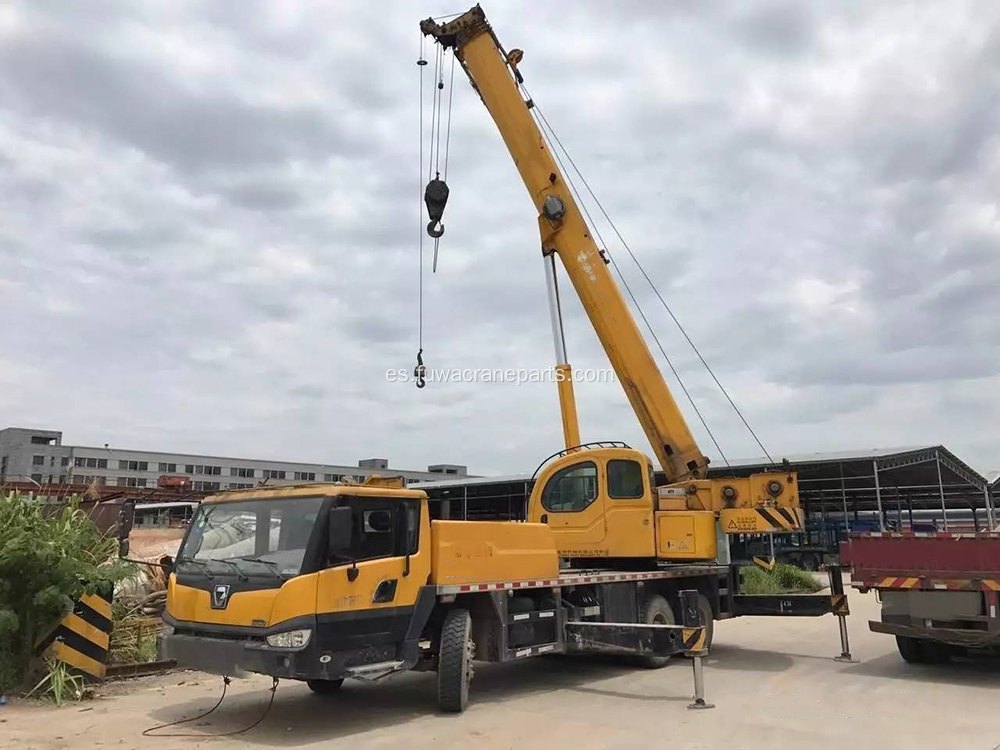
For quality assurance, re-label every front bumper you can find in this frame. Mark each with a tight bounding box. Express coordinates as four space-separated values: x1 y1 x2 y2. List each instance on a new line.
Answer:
161 613 346 682
161 632 339 680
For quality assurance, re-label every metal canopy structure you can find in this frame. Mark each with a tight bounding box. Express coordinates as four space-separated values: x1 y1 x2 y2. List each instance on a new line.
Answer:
698 445 994 533
421 445 995 533
420 474 532 521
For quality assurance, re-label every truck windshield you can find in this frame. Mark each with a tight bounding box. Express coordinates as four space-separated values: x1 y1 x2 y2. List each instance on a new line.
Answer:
178 496 324 578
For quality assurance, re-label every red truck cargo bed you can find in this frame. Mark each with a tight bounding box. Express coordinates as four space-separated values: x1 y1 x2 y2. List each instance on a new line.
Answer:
842 533 1000 582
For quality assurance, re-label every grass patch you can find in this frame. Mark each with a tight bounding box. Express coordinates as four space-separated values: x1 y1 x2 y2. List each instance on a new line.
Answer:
109 596 160 665
25 658 84 706
740 563 823 595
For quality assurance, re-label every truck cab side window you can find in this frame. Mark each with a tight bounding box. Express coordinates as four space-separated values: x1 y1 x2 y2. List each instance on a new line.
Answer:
333 498 421 563
608 459 644 499
541 461 598 513
357 506 394 560
403 501 420 554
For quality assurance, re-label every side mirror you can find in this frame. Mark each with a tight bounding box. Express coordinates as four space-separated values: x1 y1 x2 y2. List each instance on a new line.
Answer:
366 509 392 533
328 506 353 556
118 500 135 541
159 555 174 575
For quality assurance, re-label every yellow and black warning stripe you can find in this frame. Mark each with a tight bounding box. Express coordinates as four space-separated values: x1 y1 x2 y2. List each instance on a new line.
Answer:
830 594 849 617
720 507 805 534
36 591 113 680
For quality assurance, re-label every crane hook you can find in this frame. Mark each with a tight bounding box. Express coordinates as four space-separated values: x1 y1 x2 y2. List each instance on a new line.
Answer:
424 177 449 239
414 349 426 389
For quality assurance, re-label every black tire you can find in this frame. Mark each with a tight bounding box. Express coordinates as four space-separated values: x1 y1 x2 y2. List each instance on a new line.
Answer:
896 636 926 663
306 678 344 694
801 554 819 572
688 594 715 654
438 608 474 713
633 594 676 669
921 639 952 664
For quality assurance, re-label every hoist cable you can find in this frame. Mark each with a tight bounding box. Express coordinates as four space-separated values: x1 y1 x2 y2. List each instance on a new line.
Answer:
443 50 457 180
525 89 731 470
526 89 776 469
418 35 426 350
428 44 441 182
434 46 445 176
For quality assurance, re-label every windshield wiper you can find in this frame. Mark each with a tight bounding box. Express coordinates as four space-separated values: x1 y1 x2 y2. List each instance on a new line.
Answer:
176 558 214 579
214 558 249 581
236 556 284 580
182 557 249 581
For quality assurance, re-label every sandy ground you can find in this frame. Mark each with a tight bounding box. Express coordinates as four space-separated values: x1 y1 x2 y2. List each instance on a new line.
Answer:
2 589 998 750
128 528 185 560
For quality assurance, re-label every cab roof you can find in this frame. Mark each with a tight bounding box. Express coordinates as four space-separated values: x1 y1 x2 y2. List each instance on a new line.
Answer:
202 481 427 505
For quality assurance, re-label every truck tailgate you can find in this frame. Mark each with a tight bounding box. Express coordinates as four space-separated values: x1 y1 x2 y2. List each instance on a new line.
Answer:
842 533 1000 581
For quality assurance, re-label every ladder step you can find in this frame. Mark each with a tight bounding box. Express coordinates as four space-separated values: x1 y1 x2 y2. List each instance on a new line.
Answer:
508 608 557 624
345 660 405 680
508 642 562 659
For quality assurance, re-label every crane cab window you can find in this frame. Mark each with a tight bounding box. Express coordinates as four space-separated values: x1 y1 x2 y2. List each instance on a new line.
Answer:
541 461 598 513
333 497 420 562
608 459 645 499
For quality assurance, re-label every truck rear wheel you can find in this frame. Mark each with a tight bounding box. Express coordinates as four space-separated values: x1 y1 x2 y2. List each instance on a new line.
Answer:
896 636 926 663
438 608 474 713
307 678 344 694
633 594 675 669
920 639 952 664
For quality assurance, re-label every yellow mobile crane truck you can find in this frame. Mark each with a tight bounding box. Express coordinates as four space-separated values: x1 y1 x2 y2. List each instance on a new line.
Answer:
153 5 852 713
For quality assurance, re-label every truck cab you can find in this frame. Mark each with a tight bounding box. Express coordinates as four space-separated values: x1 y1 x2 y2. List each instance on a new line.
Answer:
161 480 559 692
163 482 436 685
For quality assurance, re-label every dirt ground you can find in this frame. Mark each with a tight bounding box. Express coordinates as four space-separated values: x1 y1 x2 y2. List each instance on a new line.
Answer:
2 589 998 750
128 528 185 560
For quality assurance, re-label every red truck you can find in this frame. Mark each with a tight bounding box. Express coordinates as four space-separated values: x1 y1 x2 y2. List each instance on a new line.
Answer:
843 532 1000 662
158 474 192 489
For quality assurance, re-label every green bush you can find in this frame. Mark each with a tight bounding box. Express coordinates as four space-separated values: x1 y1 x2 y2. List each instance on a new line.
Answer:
0 492 135 694
740 562 823 595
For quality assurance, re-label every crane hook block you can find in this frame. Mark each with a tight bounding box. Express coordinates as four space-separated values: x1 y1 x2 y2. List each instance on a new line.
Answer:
425 178 449 239
414 349 426 389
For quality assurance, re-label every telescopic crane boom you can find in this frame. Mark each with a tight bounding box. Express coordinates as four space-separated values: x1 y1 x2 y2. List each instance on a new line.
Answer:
423 6 802 564
422 7 706 484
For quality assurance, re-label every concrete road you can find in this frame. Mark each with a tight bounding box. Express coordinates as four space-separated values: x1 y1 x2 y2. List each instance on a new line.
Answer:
3 590 999 749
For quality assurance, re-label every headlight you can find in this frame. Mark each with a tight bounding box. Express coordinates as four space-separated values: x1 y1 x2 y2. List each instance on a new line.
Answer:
266 628 312 649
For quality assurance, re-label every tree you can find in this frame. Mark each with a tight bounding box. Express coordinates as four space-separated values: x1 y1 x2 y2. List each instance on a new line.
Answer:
0 492 134 694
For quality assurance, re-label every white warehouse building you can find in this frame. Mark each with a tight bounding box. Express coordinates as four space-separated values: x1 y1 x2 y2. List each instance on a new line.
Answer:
0 427 467 491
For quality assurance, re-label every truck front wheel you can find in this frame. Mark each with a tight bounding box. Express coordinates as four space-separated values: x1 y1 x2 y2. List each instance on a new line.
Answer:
895 636 926 663
438 608 475 712
307 678 344 694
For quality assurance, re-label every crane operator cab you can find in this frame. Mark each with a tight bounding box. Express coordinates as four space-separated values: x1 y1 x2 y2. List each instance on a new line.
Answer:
527 444 803 566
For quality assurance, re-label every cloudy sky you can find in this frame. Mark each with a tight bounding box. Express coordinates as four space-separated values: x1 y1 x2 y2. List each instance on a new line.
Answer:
1 1 998 477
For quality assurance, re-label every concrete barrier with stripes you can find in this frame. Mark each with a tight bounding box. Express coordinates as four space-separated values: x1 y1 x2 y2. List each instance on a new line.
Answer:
37 590 114 681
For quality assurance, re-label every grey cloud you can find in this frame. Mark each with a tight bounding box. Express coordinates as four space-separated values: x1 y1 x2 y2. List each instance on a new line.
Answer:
0 0 998 475
222 182 305 212
289 384 325 399
730 1 819 57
